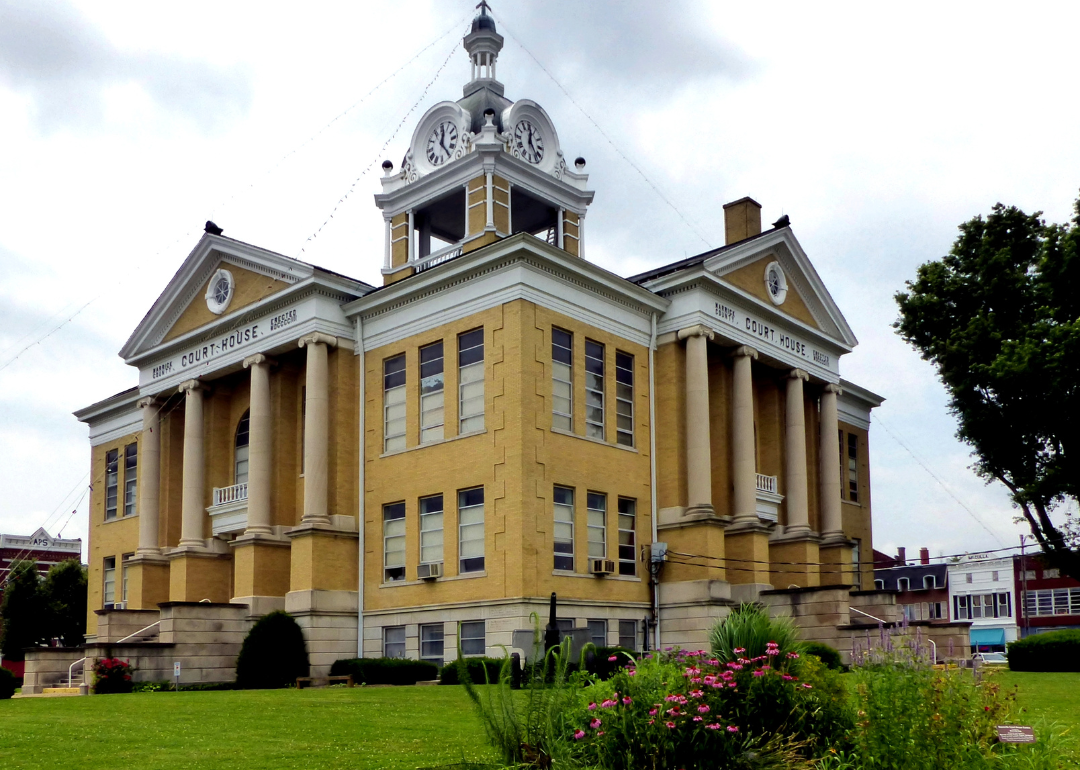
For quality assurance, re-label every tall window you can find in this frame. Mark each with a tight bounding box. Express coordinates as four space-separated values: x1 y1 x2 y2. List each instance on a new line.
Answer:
552 328 573 430
103 556 116 604
618 619 638 651
460 621 486 656
587 492 606 560
104 449 119 520
847 433 859 502
458 328 485 433
123 443 138 516
383 502 406 582
420 623 445 666
617 498 636 576
235 411 250 484
458 487 485 573
419 494 444 565
384 626 406 658
121 553 133 602
584 340 605 440
553 486 575 571
384 355 407 452
420 342 445 443
587 619 607 648
615 351 634 446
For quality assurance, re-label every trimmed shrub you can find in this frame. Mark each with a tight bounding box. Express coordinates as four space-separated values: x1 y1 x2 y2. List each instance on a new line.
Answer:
235 610 310 689
91 657 134 694
1007 629 1080 671
801 641 843 670
0 666 16 699
330 657 438 685
440 657 504 685
584 646 636 680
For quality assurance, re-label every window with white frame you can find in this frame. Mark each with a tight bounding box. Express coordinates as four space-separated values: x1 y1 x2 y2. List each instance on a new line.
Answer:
924 575 937 589
121 553 132 602
992 570 1000 582
458 328 485 433
847 433 859 502
384 355 407 452
617 498 636 576
420 341 445 443
553 486 574 571
955 592 1012 620
615 351 634 446
584 340 605 440
123 443 138 516
874 579 885 590
618 619 637 651
420 623 445 666
1025 587 1080 617
587 492 606 560
1044 568 1061 579
458 487 485 573
104 449 119 521
459 620 486 656
103 556 116 604
551 328 573 431
383 502 406 582
897 577 910 591
234 412 249 485
965 573 973 584
384 626 406 658
419 494 444 565
587 619 607 648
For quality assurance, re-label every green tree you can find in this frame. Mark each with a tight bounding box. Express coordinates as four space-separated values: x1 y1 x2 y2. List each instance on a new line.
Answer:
0 561 46 661
235 610 309 689
42 559 87 647
895 195 1080 578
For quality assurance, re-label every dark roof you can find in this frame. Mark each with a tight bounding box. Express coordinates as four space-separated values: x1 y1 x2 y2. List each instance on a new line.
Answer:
626 224 783 285
471 8 496 33
458 84 514 133
873 563 949 591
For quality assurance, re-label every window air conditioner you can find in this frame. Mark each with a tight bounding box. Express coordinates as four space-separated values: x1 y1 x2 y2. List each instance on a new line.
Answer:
417 562 442 580
590 559 616 575
113 602 127 610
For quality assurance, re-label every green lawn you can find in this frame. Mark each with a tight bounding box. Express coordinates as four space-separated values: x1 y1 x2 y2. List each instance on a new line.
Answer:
995 670 1080 725
0 686 494 770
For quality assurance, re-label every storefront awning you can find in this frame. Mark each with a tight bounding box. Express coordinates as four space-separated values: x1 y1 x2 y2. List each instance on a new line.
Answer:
970 628 1006 646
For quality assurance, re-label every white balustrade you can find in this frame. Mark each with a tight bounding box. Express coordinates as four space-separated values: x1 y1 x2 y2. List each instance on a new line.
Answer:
755 474 778 495
212 482 248 507
414 241 463 273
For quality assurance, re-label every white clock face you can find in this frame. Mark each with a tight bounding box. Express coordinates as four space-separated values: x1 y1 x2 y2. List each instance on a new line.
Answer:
426 120 458 166
514 120 544 163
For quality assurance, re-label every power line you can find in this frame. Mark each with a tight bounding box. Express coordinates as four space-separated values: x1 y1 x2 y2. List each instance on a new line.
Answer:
491 11 713 249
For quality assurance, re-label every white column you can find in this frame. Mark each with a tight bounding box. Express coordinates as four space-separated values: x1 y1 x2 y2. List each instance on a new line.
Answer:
819 384 844 541
677 325 715 516
383 216 392 270
407 210 415 263
178 380 207 548
784 369 811 535
730 346 759 524
136 397 162 555
299 333 337 525
243 354 273 536
485 172 494 229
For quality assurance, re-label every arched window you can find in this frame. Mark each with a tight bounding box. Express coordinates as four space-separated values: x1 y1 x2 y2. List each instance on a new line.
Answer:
897 577 910 592
235 411 250 485
923 575 937 589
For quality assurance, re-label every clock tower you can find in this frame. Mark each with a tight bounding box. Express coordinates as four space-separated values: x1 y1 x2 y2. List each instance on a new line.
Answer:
375 2 594 285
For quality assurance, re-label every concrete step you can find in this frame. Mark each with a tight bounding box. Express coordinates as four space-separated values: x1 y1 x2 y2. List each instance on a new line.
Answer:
41 687 83 696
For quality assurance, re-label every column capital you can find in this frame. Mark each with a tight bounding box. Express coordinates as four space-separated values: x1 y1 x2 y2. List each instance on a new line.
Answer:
298 332 338 349
788 369 809 382
823 383 843 395
243 353 274 369
178 379 207 395
677 324 714 342
730 345 758 360
136 396 161 409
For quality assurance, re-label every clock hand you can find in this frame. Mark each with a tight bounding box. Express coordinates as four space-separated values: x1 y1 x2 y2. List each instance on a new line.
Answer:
439 125 449 155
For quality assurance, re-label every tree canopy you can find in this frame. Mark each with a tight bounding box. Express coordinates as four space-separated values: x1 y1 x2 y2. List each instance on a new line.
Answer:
895 195 1079 578
0 561 45 661
43 559 87 647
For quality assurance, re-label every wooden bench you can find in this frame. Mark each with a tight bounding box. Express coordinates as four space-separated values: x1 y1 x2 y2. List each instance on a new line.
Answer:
295 675 354 689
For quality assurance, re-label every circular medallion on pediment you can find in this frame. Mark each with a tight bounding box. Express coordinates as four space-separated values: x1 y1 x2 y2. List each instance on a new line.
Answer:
764 261 788 305
205 268 234 315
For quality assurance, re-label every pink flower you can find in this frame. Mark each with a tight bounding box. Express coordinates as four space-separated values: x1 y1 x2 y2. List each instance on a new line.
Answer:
667 708 680 716
786 652 800 659
697 705 710 714
706 723 721 730
727 683 737 688
588 702 597 711
734 647 745 654
693 716 703 722
622 697 632 705
597 731 604 736
590 718 602 729
802 683 813 689
608 656 618 662
573 730 585 740
782 675 794 681
601 699 617 708
627 669 636 676
690 677 702 684
665 695 679 702
665 721 676 729
752 671 765 677
727 725 739 733
648 708 658 716
689 689 704 698
648 719 655 725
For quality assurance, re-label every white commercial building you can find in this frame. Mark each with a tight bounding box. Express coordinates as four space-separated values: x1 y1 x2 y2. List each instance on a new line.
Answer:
947 554 1017 652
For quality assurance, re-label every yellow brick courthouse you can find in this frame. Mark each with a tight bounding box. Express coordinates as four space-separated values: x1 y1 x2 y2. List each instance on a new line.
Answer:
70 7 890 681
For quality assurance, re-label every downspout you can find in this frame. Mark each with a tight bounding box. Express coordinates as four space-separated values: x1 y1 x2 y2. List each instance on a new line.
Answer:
355 315 365 658
649 312 660 651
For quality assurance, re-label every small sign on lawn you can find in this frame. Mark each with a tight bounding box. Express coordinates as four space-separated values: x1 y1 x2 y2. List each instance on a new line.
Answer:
995 725 1036 743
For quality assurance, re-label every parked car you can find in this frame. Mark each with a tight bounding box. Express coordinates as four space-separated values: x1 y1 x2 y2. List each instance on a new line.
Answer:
972 652 1008 665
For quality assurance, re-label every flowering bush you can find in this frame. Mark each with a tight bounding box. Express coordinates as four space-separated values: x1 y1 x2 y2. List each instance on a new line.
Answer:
91 657 134 694
566 645 827 769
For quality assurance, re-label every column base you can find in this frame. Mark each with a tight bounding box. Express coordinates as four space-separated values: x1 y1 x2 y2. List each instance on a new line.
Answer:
819 540 856 587
724 522 772 585
231 535 291 603
167 549 233 603
768 532 821 589
121 555 170 610
287 524 359 593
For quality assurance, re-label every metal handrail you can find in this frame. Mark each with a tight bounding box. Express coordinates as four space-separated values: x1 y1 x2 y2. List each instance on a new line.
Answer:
117 620 161 644
849 607 938 663
67 657 86 687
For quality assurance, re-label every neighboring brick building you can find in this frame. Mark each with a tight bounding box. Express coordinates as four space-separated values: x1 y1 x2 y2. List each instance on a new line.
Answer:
873 546 951 623
1014 553 1080 637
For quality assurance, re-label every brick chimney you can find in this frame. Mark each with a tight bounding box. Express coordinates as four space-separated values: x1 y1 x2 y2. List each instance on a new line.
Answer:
896 546 906 566
920 547 930 565
723 197 762 245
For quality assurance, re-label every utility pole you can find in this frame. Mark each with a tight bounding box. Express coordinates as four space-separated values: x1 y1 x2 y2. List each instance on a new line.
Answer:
1019 535 1029 639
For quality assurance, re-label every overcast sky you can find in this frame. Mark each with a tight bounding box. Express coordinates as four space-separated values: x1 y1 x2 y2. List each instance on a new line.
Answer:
1 0 1077 564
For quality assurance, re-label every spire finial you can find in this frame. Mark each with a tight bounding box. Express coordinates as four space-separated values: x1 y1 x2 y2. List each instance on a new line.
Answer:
464 0 503 89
